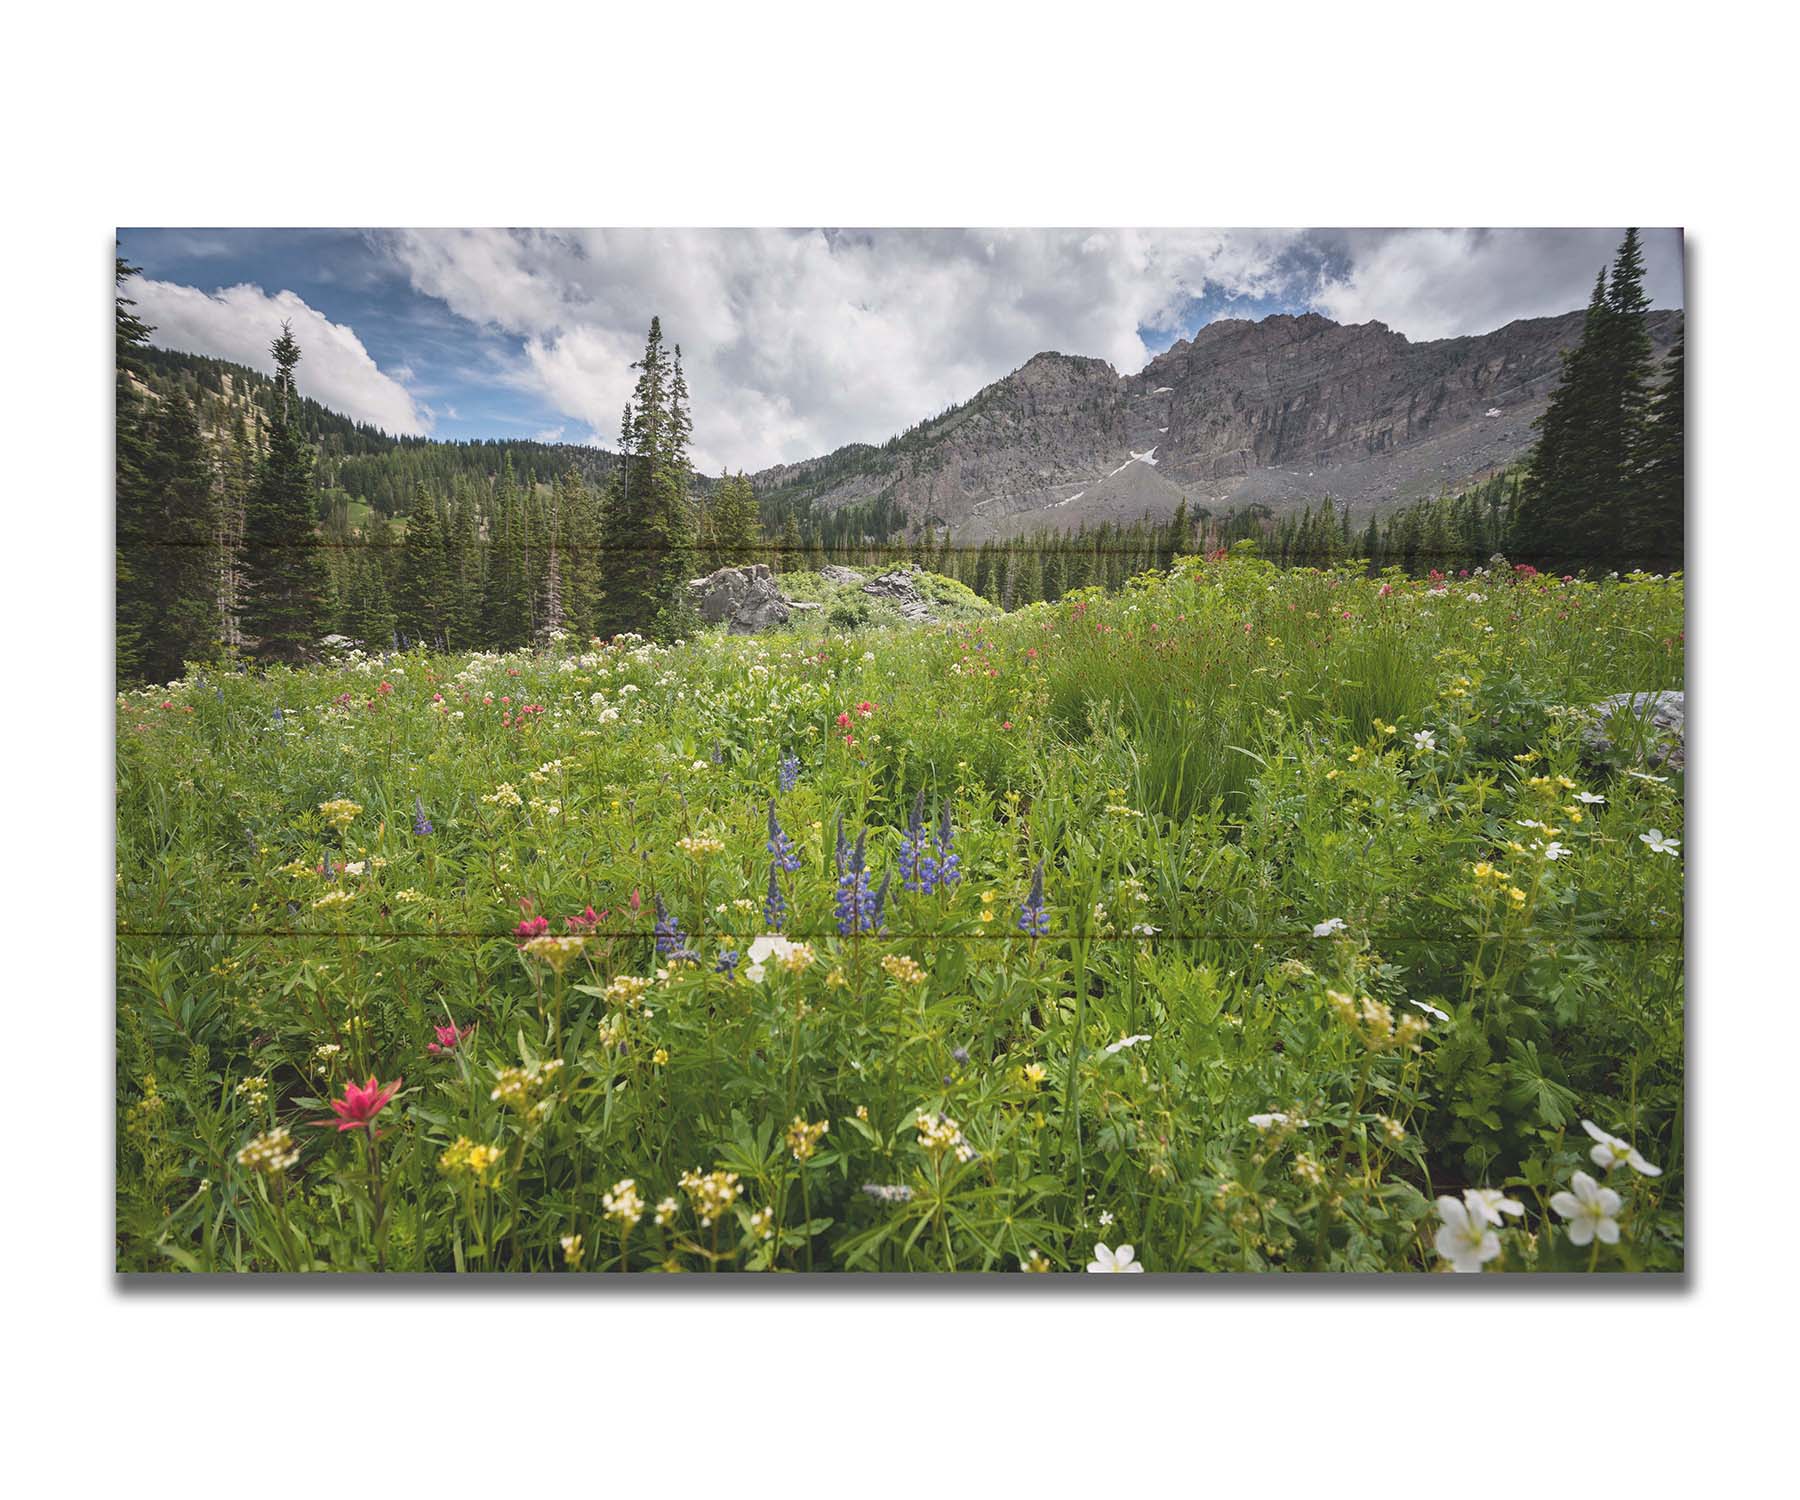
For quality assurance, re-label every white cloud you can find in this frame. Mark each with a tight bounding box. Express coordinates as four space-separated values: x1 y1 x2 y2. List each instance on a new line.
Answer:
130 278 430 436
139 230 1678 470
378 228 1318 471
1312 228 1685 341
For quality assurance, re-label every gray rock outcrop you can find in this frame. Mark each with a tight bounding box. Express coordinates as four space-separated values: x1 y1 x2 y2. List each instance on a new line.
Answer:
746 309 1682 544
861 566 934 622
1582 690 1685 771
689 564 793 634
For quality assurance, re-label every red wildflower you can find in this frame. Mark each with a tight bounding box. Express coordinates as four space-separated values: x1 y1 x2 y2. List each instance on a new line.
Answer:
856 700 873 718
836 712 852 729
427 1022 469 1056
628 888 642 914
378 681 393 695
565 905 603 932
318 1075 401 1131
515 914 550 939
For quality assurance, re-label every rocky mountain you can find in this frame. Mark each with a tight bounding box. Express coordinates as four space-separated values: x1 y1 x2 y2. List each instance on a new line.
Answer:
752 308 1684 540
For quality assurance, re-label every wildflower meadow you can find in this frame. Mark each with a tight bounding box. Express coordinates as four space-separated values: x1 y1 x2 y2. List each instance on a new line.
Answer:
115 551 1685 1273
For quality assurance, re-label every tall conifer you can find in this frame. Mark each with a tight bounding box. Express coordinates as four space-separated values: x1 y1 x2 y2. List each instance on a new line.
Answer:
241 323 329 662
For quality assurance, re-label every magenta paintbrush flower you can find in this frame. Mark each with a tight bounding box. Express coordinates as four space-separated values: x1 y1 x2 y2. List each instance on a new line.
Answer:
427 1023 468 1056
319 1075 402 1131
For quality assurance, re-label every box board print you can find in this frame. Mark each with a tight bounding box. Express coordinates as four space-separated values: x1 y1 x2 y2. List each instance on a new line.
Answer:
114 228 1684 1274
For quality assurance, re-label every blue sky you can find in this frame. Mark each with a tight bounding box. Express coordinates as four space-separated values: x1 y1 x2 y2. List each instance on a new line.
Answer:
117 228 1683 471
119 229 559 441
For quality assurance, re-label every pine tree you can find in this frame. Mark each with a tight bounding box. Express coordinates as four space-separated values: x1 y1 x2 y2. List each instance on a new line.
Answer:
132 393 220 681
708 472 763 568
345 550 396 648
1512 269 1613 570
396 484 449 645
241 323 330 662
1513 231 1663 572
447 496 484 649
481 462 529 648
538 480 566 640
1632 325 1684 572
595 320 700 641
215 408 255 652
777 512 802 573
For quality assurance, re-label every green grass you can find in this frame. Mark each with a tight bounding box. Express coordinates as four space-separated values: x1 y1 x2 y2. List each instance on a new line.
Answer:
115 555 1685 1272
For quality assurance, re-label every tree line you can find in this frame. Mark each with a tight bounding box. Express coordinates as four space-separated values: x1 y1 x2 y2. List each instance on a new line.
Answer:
115 233 1681 684
117 262 761 681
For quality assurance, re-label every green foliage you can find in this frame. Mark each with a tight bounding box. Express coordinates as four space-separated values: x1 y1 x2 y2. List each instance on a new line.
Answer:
240 324 330 662
1514 230 1681 574
116 554 1684 1273
595 319 700 643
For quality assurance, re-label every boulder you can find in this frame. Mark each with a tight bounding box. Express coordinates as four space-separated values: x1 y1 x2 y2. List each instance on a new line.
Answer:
819 565 867 586
1582 690 1685 771
861 565 934 623
689 564 794 634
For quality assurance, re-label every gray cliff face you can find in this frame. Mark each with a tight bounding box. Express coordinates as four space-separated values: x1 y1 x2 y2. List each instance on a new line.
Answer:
752 309 1683 541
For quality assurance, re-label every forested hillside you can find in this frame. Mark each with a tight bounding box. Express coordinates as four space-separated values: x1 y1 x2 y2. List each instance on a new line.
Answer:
114 231 1680 685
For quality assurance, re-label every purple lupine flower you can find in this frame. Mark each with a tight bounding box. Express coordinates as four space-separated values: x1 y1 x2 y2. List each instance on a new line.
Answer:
412 795 434 837
653 895 699 962
764 863 787 930
1018 858 1050 937
767 799 801 873
835 825 875 936
898 787 928 893
715 948 740 977
934 799 961 889
778 754 801 793
711 740 725 766
321 854 336 882
866 869 891 933
272 706 284 727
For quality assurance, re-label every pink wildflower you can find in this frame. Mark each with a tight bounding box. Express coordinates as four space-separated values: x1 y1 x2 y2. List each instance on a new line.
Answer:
318 1075 401 1131
427 1022 469 1056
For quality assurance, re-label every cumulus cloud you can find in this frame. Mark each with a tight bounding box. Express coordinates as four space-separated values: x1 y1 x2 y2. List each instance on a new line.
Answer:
378 228 1324 471
378 227 1681 472
130 278 430 436
1311 228 1684 341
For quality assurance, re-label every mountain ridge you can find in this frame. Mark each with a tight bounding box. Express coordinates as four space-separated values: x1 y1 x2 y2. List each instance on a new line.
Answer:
751 306 1683 539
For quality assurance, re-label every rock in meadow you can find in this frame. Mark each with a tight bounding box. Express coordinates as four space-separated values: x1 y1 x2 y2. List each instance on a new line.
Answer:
1582 690 1685 770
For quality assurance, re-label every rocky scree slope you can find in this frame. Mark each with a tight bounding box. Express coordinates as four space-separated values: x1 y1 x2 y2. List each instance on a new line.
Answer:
751 309 1683 541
